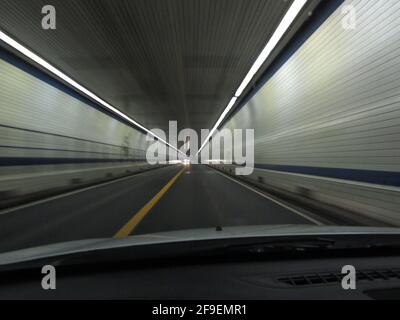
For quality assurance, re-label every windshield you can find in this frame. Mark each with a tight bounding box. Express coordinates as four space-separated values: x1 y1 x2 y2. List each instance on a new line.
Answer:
0 0 399 265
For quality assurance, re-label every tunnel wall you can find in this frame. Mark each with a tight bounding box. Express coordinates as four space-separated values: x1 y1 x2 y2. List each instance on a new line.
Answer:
214 0 400 226
0 48 159 204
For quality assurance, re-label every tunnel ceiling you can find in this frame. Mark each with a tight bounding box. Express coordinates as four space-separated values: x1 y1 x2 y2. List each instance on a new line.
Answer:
0 0 296 134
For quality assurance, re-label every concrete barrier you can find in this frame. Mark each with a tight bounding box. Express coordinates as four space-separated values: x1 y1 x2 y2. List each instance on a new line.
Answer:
0 162 168 209
210 164 400 227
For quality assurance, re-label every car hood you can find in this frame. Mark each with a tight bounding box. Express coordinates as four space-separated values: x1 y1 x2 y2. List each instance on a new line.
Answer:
0 225 400 266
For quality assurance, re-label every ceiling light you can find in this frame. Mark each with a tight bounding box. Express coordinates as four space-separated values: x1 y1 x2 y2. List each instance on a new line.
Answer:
197 0 308 155
198 97 237 154
235 0 307 97
0 29 183 155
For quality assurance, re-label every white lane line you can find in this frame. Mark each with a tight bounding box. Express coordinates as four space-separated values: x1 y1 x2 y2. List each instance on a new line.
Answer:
0 166 176 215
213 169 324 226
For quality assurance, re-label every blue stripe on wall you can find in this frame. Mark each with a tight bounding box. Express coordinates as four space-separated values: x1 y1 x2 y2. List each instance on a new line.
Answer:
2 157 400 187
0 157 146 166
255 164 400 188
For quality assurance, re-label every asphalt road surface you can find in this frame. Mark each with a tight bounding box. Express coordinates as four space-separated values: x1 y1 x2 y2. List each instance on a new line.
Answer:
0 165 321 253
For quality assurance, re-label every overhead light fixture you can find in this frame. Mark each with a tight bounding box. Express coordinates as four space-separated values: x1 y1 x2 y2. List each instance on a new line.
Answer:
235 0 308 97
197 0 308 155
0 29 184 155
198 97 237 153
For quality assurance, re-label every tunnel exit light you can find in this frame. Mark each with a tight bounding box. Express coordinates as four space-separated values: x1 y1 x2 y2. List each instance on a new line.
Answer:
197 0 308 155
0 29 184 155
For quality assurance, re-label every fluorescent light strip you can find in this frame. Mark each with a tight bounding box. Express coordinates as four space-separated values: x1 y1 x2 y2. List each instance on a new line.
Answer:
0 30 183 155
197 0 307 155
198 97 237 153
235 0 307 97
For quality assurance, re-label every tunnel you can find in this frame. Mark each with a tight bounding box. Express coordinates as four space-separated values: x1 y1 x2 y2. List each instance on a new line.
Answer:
0 0 399 250
0 0 400 301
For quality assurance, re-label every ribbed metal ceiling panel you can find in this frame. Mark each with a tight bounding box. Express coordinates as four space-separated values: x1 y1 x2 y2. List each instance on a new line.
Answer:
0 0 294 133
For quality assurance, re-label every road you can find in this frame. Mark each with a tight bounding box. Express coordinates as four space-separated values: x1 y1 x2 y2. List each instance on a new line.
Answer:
0 165 321 253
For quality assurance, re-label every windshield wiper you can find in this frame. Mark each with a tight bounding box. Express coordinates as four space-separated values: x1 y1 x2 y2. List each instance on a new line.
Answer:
219 237 338 254
203 236 400 256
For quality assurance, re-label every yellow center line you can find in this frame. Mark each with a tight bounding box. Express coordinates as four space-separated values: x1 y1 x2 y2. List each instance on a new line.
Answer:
113 166 186 238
